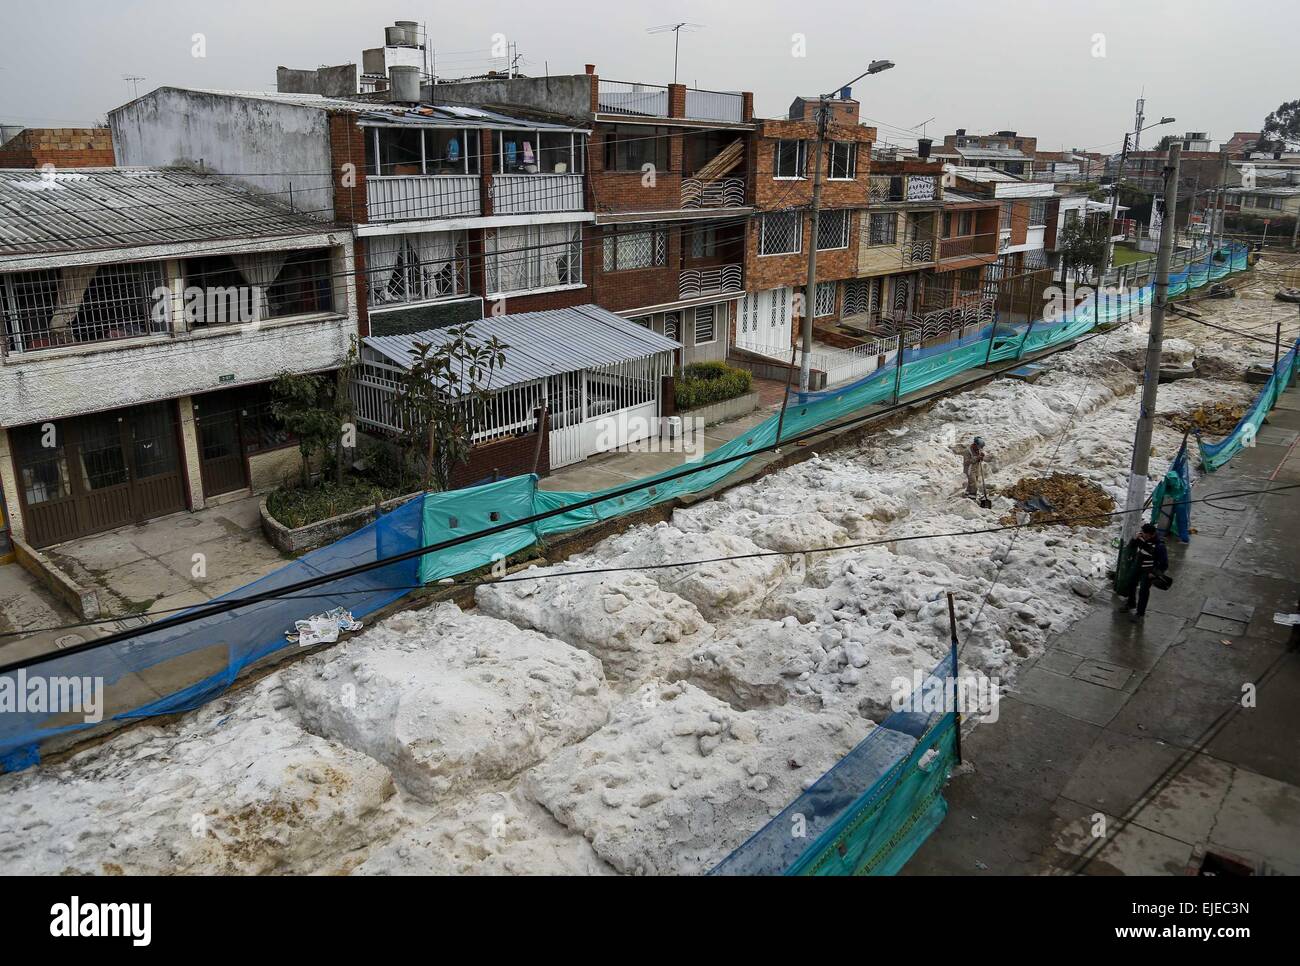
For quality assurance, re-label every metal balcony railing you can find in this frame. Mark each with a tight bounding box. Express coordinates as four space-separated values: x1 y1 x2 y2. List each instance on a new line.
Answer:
366 175 481 222
679 263 743 299
597 80 669 117
681 176 746 209
870 174 938 204
684 89 744 122
490 173 584 214
939 235 982 259
901 238 935 265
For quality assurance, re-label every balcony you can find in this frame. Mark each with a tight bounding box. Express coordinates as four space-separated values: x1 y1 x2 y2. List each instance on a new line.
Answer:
681 176 746 209
869 174 939 205
684 89 744 123
366 174 481 222
597 80 669 117
939 235 987 260
679 264 743 300
597 79 746 122
491 173 584 214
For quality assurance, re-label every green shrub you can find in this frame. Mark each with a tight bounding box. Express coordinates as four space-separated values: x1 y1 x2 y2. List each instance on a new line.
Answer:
266 479 408 529
674 362 753 411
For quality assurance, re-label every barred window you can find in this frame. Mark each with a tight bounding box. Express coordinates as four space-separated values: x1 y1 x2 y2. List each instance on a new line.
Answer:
602 227 667 271
487 224 582 294
663 312 680 341
365 232 468 308
816 210 850 250
1000 202 1013 231
694 305 716 345
1027 198 1049 226
774 140 807 178
827 141 857 179
814 281 837 317
869 212 897 246
760 211 802 255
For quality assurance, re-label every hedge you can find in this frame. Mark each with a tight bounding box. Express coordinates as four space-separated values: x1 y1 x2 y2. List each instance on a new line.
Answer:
675 361 754 411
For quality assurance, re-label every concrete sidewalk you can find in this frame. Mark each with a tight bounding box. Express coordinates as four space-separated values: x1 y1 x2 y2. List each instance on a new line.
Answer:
907 381 1300 876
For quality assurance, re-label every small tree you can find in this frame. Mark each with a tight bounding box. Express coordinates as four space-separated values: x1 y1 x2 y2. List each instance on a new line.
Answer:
1058 217 1110 283
1261 99 1300 152
392 324 509 492
332 337 360 485
270 370 344 488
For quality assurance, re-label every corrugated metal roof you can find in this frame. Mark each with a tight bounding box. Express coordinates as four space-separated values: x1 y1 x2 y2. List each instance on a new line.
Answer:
164 89 587 132
364 304 680 388
956 146 1031 161
0 167 330 257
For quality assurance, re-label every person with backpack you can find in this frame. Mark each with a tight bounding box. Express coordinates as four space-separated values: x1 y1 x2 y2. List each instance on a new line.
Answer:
1123 523 1169 623
963 437 987 498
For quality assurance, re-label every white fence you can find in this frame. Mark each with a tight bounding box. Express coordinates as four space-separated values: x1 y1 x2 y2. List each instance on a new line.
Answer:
597 80 669 117
735 335 902 388
490 173 584 214
366 175 480 221
681 177 746 209
679 263 743 299
684 89 744 122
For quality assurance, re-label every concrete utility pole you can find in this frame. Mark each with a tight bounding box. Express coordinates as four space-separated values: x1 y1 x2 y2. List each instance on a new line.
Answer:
798 59 894 392
801 100 828 392
1120 143 1181 547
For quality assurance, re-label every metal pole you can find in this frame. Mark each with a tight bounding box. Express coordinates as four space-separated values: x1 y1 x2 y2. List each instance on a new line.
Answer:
891 322 907 404
800 97 828 393
945 592 962 765
1101 132 1129 278
1120 143 1181 547
775 343 797 445
1276 318 1283 375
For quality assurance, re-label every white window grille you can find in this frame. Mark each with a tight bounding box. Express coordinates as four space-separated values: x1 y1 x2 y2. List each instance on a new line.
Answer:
739 292 759 337
367 231 469 307
814 281 837 317
1027 198 1049 226
663 312 680 341
773 140 807 178
603 227 666 271
760 211 802 255
486 224 582 294
816 209 850 250
694 305 716 344
842 278 869 317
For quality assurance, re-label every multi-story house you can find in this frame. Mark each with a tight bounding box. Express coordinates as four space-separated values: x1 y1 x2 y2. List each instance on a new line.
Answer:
936 129 1037 176
430 65 757 368
738 103 877 355
109 86 594 338
0 168 357 549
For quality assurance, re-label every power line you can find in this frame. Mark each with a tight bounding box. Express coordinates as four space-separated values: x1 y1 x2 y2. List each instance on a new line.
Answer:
0 316 1184 673
4 481 1294 645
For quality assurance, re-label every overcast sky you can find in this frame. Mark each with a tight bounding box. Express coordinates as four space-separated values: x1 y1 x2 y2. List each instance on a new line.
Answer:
3 0 1295 152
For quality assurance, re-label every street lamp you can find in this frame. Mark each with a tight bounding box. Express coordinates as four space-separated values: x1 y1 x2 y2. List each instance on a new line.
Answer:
797 60 895 393
1101 115 1175 279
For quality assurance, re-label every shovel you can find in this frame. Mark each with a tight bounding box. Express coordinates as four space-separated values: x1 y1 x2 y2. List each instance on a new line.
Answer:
977 464 993 509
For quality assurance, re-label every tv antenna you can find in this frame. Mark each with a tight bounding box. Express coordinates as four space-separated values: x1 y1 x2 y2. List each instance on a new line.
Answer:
912 116 936 138
122 74 145 98
647 22 704 84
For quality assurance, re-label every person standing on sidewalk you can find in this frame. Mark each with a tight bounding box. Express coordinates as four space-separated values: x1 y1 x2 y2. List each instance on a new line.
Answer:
1123 523 1169 622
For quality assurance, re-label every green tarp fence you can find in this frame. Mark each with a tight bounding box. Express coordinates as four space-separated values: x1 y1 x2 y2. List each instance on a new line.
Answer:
1196 339 1299 472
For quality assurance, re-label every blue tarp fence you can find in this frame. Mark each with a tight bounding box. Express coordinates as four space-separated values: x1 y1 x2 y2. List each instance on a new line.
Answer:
1 242 1252 873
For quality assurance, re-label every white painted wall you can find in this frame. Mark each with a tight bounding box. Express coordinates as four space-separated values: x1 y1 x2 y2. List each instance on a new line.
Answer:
110 89 336 218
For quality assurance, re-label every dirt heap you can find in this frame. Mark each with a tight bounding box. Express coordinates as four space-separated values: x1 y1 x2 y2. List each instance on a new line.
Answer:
1161 401 1245 437
996 472 1116 528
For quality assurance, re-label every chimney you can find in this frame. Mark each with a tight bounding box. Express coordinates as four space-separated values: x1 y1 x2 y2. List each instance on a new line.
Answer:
956 128 966 137
917 138 932 159
585 64 596 75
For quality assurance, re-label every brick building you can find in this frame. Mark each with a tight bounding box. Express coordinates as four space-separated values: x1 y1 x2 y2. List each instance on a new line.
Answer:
0 128 116 168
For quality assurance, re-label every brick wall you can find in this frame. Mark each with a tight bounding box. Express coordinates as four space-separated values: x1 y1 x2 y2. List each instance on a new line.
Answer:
327 113 368 225
0 128 115 168
752 119 874 210
590 223 683 312
588 122 684 214
745 209 861 292
448 413 549 486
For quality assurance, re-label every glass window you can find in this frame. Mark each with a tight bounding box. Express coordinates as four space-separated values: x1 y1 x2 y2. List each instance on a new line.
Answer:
869 212 897 246
814 281 837 317
371 127 424 175
424 129 478 175
487 224 582 294
265 249 335 319
603 125 669 172
760 211 802 255
774 140 807 178
827 141 857 179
